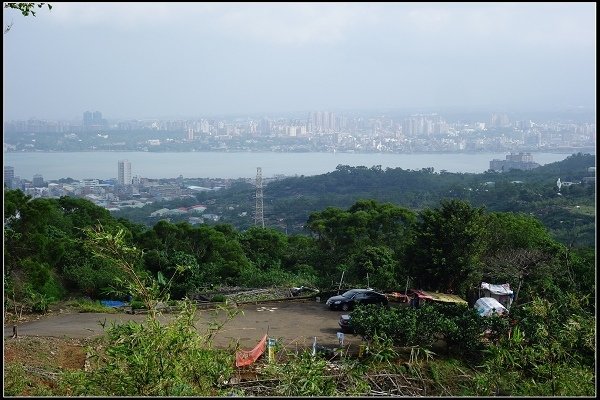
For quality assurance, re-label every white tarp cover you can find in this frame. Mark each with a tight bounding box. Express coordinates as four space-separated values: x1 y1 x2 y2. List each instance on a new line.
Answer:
480 282 513 295
475 297 508 317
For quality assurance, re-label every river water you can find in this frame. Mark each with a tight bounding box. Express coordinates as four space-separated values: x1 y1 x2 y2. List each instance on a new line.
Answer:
3 151 582 181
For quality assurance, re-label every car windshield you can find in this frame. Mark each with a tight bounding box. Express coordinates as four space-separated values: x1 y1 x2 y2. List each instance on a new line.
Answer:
341 290 361 298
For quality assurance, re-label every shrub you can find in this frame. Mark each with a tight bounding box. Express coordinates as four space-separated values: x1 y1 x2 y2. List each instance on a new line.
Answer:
58 301 236 396
351 303 489 356
264 350 338 396
210 294 226 303
130 300 145 310
75 299 118 313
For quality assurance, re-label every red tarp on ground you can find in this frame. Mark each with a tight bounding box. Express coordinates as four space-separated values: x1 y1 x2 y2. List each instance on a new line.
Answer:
235 334 267 367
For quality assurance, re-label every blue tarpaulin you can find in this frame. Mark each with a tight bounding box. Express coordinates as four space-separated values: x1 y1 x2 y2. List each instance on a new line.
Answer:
100 300 127 307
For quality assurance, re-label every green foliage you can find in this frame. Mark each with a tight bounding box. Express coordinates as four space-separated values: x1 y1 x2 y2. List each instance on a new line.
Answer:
129 300 145 310
239 226 288 270
412 304 450 348
4 2 52 16
409 199 486 295
307 199 415 286
564 246 595 302
265 350 338 396
58 196 114 231
6 257 63 312
3 363 29 396
210 294 226 303
283 234 319 271
20 258 63 299
484 211 559 252
336 360 371 395
436 304 486 357
58 302 235 396
83 224 190 314
364 334 399 365
3 189 136 305
2 362 53 396
237 264 315 288
57 227 239 396
2 173 596 397
62 257 126 299
4 2 52 33
142 250 200 299
483 312 511 343
352 245 399 290
74 299 118 313
351 303 489 358
109 154 595 245
472 295 595 396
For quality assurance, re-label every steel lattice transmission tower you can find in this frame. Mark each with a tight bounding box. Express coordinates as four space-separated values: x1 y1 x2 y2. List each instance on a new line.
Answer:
254 167 264 227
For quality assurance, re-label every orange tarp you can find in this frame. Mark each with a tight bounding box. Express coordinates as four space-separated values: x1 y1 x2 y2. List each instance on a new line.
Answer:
235 334 267 367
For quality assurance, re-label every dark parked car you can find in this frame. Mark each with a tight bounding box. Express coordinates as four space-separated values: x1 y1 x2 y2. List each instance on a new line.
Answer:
325 288 388 311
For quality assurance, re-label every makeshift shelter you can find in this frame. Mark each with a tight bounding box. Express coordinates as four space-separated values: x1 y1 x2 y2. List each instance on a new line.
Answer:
387 292 410 303
479 282 514 310
408 289 434 308
423 291 467 305
408 289 467 307
474 297 508 317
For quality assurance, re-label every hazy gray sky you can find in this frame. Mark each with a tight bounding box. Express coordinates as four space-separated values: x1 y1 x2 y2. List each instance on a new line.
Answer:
3 2 596 120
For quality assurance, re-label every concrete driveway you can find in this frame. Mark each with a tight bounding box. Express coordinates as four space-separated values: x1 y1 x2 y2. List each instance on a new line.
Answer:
4 299 364 352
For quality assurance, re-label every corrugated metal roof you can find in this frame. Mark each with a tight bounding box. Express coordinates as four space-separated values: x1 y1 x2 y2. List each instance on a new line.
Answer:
420 290 467 304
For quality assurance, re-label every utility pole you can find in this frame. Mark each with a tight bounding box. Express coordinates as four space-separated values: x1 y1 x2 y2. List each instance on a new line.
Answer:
255 167 264 228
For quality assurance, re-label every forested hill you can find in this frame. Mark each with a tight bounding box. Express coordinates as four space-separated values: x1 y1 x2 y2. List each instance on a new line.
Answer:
116 152 596 246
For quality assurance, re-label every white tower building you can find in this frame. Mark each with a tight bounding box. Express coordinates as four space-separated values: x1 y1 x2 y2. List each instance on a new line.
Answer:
118 160 132 185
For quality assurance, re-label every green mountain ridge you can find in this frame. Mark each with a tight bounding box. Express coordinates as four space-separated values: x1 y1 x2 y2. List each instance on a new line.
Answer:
115 152 596 246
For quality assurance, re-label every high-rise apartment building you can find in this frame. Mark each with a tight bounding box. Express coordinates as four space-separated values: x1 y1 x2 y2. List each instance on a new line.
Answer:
118 160 132 185
32 174 44 187
490 113 511 128
83 111 93 126
83 110 106 130
187 128 195 140
402 114 446 136
310 111 337 133
4 165 14 181
4 165 14 187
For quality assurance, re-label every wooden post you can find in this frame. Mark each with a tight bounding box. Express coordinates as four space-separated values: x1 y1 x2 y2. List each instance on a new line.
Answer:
514 277 523 305
337 271 345 295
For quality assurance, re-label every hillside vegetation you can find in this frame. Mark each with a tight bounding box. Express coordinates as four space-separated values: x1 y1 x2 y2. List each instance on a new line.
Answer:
114 152 596 246
3 153 595 396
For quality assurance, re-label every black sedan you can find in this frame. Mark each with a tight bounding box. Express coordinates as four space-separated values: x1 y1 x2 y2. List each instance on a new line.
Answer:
325 288 388 311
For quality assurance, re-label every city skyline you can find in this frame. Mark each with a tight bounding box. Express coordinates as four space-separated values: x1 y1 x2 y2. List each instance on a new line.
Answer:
3 3 595 121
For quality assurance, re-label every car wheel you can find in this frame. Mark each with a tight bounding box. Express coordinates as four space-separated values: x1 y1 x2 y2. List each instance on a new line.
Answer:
341 303 350 311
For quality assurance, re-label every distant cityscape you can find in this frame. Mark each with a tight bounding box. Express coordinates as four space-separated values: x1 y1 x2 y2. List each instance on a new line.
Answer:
3 109 596 154
3 109 596 223
5 150 596 225
3 160 286 224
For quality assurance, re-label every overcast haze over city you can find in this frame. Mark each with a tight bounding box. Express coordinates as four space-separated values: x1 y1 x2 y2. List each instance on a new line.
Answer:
2 2 596 121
